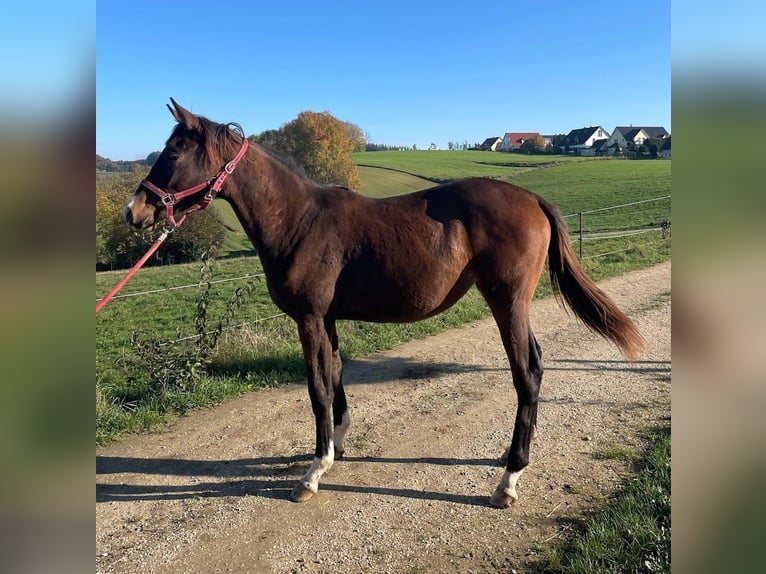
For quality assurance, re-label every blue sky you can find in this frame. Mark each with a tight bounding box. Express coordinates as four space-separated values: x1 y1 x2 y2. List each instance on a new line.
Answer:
97 1 670 160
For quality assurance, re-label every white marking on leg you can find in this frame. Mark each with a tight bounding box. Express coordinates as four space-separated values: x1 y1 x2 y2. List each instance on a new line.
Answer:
490 468 524 507
299 440 334 494
333 410 351 453
497 469 524 500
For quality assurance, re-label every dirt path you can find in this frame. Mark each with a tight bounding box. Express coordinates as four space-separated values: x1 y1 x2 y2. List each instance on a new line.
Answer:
96 262 671 574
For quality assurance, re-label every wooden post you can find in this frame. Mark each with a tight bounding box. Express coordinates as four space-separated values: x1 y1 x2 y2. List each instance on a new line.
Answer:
578 212 583 260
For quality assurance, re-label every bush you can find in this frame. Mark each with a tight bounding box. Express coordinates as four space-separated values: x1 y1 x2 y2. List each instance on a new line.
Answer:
96 172 226 270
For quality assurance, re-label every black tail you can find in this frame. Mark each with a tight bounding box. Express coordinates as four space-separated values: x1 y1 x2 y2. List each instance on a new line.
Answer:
537 197 645 360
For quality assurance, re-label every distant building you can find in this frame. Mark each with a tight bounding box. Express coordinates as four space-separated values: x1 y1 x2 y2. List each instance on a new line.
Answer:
603 126 670 156
560 126 610 155
498 132 542 152
479 137 502 151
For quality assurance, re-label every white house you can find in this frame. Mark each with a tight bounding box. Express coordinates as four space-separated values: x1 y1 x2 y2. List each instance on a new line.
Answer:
604 126 670 156
560 126 610 154
479 137 502 151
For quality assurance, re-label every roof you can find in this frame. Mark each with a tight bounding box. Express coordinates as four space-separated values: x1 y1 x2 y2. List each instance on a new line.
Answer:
480 137 501 147
643 127 670 138
503 132 541 146
562 126 605 146
613 126 669 139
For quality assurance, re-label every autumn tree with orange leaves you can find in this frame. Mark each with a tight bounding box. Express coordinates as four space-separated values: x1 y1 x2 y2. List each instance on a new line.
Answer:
253 111 362 191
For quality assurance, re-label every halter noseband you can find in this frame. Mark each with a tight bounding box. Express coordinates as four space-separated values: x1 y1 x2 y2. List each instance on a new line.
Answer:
139 127 249 230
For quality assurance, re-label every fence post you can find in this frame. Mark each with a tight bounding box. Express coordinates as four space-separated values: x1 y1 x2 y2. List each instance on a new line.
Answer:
578 212 583 260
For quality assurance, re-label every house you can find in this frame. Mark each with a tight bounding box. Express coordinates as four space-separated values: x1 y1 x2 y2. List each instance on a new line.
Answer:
580 138 609 157
604 126 670 156
560 126 609 154
498 132 542 152
661 136 671 159
479 137 502 152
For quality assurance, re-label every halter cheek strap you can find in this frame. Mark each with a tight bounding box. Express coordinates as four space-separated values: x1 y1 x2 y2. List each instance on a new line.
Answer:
139 136 249 230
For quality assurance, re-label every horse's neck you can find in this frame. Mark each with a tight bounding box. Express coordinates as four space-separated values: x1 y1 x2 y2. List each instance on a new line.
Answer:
222 148 314 260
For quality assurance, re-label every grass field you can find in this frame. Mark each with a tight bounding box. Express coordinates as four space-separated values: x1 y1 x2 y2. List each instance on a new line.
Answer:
354 149 583 183
356 151 671 234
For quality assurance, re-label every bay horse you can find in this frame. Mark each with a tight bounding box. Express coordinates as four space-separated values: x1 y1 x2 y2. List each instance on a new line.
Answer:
124 99 644 508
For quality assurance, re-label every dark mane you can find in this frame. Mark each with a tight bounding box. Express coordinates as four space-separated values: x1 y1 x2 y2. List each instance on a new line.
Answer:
168 116 249 171
192 115 313 182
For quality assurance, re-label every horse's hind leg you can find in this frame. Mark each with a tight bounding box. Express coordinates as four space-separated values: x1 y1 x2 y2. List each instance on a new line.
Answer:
327 320 351 458
478 278 543 509
500 328 543 464
530 331 542 439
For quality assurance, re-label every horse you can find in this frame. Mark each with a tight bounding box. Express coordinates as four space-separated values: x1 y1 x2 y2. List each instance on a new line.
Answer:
124 99 644 508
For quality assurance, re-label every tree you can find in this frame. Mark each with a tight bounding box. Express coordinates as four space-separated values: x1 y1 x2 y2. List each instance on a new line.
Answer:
96 171 226 269
344 121 366 153
549 134 566 154
644 138 664 158
262 111 361 190
520 135 545 154
250 129 282 150
145 151 161 166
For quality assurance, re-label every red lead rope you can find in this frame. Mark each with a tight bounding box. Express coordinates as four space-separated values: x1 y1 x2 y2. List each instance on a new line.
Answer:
96 229 171 312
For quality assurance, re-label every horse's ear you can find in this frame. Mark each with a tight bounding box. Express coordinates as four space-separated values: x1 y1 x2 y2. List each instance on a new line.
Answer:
167 98 199 130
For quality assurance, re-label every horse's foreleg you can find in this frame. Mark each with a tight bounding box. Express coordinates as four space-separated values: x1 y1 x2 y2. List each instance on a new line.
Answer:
291 315 335 503
327 320 351 458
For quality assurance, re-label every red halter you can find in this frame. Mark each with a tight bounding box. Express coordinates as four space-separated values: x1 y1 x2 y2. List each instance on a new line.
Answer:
97 126 249 313
139 132 249 230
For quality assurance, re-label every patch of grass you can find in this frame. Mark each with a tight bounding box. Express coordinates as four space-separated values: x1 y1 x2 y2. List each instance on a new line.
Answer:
595 445 639 462
357 165 433 198
353 149 584 182
537 426 671 574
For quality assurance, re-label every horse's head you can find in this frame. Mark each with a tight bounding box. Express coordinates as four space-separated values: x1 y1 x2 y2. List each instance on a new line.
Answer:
124 98 245 231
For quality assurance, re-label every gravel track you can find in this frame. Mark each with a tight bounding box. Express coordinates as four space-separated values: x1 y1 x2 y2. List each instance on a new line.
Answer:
97 262 671 573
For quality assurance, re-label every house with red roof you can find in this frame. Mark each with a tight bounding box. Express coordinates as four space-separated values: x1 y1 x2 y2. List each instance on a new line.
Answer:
498 132 542 152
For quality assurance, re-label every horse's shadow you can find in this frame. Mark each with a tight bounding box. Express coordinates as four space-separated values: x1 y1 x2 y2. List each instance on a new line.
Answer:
96 454 497 507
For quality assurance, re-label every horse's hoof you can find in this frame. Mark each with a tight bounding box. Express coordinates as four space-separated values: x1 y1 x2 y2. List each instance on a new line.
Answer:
335 449 345 460
289 482 317 503
489 489 518 509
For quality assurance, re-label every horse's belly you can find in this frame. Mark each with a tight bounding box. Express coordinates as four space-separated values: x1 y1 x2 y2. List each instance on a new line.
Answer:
335 268 475 323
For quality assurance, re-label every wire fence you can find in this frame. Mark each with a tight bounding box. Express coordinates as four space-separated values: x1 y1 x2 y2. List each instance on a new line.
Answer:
159 312 289 347
563 195 670 260
97 194 671 345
